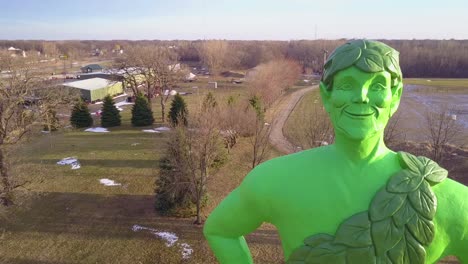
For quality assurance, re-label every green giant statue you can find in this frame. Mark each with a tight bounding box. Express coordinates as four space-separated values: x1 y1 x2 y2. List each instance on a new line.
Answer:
203 40 468 264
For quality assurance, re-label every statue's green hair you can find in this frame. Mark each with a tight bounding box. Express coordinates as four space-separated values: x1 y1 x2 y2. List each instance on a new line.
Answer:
322 40 402 89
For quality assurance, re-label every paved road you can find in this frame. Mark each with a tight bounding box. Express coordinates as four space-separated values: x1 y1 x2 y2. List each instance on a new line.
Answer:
269 85 318 154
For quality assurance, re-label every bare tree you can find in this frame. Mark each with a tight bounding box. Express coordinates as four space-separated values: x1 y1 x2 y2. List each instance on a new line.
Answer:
0 52 76 206
248 59 301 108
114 45 181 122
156 98 226 224
424 106 463 162
198 40 228 75
294 100 334 150
41 41 58 59
245 59 301 167
384 111 405 147
247 96 272 168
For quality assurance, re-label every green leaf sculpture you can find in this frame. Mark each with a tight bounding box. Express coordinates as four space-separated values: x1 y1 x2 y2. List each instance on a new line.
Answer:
286 152 448 264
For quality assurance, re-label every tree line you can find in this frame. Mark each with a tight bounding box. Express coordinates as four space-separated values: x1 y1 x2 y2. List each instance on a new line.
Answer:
2 39 468 77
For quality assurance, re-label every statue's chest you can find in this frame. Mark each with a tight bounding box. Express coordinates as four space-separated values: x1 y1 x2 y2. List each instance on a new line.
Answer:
272 171 389 218
268 172 392 252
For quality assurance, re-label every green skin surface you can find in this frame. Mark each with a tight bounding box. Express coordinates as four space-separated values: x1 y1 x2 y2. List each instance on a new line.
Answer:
203 66 468 263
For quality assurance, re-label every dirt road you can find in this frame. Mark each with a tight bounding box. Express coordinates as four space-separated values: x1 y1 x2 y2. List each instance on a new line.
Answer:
269 86 317 154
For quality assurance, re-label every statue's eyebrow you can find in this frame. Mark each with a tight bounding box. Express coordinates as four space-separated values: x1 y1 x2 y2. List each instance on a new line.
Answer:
335 75 356 85
372 75 388 84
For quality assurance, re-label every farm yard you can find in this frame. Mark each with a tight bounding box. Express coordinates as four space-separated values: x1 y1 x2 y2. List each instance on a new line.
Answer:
0 78 288 263
1 38 468 264
1 76 466 263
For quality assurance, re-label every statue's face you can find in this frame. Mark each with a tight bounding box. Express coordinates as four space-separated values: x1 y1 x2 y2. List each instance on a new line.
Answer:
321 66 402 140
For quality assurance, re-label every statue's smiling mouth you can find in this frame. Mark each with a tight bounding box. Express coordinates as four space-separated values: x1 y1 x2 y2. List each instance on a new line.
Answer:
344 110 374 117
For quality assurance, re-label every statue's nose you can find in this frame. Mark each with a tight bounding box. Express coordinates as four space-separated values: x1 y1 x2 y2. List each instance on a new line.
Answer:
352 87 370 104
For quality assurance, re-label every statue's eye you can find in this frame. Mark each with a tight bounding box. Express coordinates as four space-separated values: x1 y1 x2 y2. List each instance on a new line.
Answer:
371 83 386 91
337 83 352 91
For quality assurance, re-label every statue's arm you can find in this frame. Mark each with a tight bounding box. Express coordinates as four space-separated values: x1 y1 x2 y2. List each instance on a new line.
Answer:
203 171 268 264
439 179 468 263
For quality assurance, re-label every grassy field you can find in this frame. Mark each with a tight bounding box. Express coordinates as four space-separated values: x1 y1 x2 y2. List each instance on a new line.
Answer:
0 80 286 264
404 78 468 93
282 89 323 149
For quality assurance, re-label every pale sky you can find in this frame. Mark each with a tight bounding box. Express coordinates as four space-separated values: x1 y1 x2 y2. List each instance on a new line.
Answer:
1 0 467 40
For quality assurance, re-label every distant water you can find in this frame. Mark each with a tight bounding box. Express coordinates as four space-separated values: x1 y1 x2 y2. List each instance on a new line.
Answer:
404 84 468 129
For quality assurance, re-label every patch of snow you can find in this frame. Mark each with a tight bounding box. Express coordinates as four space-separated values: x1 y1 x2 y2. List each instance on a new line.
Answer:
132 225 145 232
132 224 193 259
117 107 123 111
57 157 81 170
114 93 128 99
180 243 193 259
85 127 109 133
142 129 161 133
156 231 179 247
99 178 121 186
154 126 171 132
41 130 51 134
115 101 134 107
57 157 78 165
131 143 141 146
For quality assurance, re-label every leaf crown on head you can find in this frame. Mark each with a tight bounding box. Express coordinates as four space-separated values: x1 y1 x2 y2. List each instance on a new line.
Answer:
321 40 402 90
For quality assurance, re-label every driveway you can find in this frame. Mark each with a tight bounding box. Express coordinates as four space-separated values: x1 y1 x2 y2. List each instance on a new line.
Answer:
269 85 317 154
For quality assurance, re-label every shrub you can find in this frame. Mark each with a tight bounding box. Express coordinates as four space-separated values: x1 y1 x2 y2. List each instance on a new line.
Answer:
70 100 93 128
101 95 121 128
131 94 154 126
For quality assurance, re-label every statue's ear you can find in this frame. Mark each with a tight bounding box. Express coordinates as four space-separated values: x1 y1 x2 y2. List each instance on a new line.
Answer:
320 81 332 113
390 80 403 116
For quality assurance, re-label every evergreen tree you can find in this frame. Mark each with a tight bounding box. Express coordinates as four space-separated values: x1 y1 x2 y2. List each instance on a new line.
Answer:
70 100 93 128
101 95 121 128
168 94 188 126
131 94 154 126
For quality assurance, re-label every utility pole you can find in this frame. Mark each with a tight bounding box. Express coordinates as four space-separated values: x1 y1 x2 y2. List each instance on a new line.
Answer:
322 49 328 74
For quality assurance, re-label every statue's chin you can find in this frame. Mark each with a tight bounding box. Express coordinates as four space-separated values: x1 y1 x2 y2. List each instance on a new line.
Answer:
333 113 386 141
336 126 381 141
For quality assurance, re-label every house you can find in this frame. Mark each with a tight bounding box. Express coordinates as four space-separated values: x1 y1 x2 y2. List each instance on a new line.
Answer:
63 77 123 102
80 64 103 73
77 72 124 82
185 72 197 82
7 47 23 57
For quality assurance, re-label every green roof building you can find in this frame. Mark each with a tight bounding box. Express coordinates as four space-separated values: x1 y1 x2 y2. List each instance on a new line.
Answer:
63 77 123 102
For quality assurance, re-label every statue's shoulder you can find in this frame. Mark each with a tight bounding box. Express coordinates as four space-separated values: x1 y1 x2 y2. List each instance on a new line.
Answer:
432 175 468 217
241 146 332 193
254 145 332 173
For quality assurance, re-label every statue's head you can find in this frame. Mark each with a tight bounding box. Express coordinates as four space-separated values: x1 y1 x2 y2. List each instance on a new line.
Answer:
320 40 403 140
